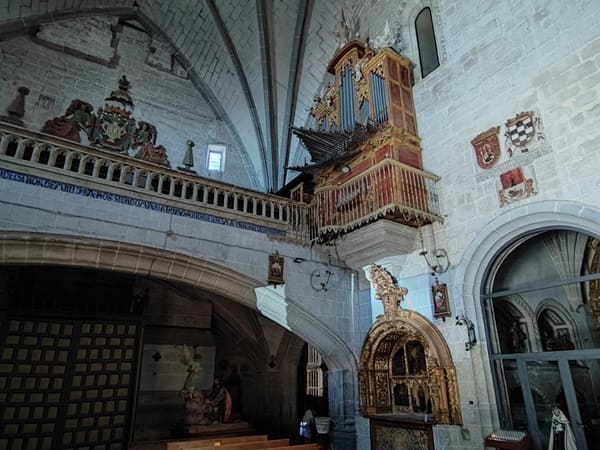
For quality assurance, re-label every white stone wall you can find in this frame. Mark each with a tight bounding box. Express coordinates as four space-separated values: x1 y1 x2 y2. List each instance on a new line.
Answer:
355 0 600 259
353 1 600 449
0 167 359 442
0 18 255 188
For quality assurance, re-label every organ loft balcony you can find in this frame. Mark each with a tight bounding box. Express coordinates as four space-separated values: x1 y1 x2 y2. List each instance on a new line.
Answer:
0 41 441 262
286 40 442 257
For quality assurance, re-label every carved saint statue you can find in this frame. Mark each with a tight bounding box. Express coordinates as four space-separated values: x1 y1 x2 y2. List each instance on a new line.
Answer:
42 99 95 142
179 345 205 425
369 264 408 316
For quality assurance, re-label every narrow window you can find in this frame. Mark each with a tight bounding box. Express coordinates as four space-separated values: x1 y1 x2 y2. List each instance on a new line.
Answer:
207 144 226 172
306 345 325 396
415 7 440 78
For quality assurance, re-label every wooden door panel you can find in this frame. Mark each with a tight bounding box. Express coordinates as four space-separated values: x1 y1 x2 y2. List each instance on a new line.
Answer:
0 316 140 450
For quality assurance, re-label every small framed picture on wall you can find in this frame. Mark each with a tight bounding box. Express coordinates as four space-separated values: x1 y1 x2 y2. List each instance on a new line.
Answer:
432 282 451 319
268 253 284 285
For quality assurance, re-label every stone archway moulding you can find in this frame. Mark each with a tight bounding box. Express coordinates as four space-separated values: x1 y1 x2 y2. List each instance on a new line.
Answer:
454 200 600 428
0 231 261 309
457 201 600 311
0 231 358 373
1 231 360 441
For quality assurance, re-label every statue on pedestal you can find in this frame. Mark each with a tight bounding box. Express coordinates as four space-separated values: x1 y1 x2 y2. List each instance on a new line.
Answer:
179 345 205 425
203 377 232 424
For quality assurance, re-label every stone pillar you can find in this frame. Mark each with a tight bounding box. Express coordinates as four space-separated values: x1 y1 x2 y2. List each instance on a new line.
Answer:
357 287 373 346
327 368 357 450
256 368 285 434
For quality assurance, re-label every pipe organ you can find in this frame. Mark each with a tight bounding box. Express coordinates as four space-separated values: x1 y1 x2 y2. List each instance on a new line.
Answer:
290 40 442 243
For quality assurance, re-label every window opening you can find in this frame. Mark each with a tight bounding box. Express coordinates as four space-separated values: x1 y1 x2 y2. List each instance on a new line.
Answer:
207 144 226 172
306 345 325 397
415 8 440 78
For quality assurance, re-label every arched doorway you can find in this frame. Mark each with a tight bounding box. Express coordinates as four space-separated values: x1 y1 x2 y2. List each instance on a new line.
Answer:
482 229 600 450
0 263 290 444
0 232 359 448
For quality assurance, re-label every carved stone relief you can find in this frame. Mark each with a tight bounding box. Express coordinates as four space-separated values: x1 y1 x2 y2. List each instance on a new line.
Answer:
370 417 434 450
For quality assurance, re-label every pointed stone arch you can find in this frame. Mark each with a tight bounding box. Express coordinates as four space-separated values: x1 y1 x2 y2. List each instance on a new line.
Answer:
453 200 600 435
0 230 360 442
493 294 540 353
536 298 581 351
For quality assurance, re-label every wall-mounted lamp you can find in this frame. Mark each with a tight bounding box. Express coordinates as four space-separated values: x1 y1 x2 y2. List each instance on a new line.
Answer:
340 165 351 174
311 269 334 292
420 248 451 274
456 314 477 351
293 257 305 263
418 225 451 274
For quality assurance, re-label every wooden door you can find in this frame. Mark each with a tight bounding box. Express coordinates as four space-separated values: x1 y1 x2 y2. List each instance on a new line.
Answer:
0 314 141 450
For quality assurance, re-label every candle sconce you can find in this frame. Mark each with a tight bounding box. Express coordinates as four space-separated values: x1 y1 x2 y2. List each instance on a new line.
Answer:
311 269 334 292
456 314 477 351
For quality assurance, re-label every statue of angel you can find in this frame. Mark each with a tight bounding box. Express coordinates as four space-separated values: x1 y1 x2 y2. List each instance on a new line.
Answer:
179 345 205 425
179 344 202 392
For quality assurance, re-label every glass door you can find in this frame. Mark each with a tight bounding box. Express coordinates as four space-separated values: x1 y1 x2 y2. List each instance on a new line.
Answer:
483 230 600 450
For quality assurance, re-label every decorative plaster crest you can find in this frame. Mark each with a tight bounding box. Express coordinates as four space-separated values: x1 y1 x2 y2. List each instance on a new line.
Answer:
336 10 355 48
370 264 408 316
370 20 401 51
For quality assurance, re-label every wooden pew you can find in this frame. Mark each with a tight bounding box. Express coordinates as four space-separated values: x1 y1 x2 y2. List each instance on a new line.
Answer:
258 445 319 450
167 435 268 450
192 438 290 450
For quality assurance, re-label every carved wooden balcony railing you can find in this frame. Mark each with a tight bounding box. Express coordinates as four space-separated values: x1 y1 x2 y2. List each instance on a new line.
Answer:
307 159 442 243
0 122 311 243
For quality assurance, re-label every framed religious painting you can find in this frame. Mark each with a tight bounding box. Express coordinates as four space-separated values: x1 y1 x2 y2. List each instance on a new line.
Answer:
268 253 284 285
432 282 451 319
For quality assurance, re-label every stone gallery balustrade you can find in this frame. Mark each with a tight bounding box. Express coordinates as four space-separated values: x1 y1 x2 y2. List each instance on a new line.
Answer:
0 122 310 242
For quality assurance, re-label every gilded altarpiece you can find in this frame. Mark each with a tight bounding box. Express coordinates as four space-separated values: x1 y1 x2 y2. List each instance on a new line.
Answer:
360 265 461 449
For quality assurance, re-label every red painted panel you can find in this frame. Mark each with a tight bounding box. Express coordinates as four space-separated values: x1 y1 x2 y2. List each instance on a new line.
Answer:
397 147 421 169
375 145 392 163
